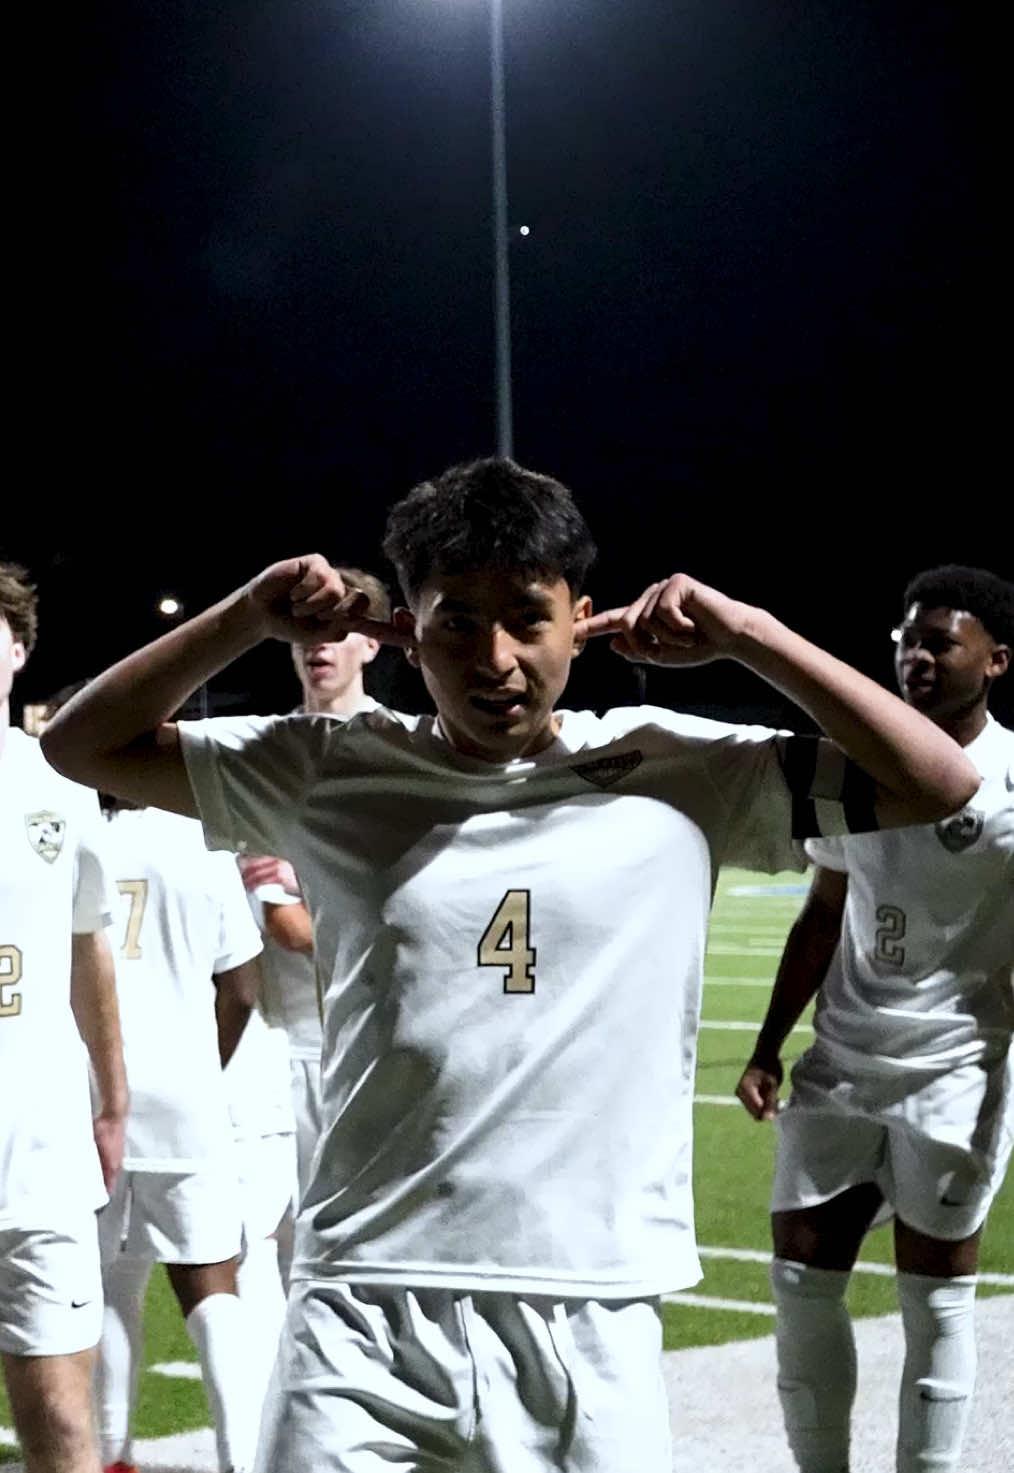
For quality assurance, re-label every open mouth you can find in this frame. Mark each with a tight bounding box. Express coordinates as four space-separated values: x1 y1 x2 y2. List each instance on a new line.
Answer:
470 692 528 718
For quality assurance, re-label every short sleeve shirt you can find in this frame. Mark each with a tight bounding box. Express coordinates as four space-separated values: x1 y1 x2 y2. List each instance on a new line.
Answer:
0 729 113 1224
180 704 858 1296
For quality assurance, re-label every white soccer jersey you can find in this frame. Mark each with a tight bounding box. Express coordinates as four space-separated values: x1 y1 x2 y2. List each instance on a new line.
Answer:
180 703 868 1298
0 729 111 1225
248 884 322 1061
224 1000 295 1142
103 807 263 1171
802 715 1014 1092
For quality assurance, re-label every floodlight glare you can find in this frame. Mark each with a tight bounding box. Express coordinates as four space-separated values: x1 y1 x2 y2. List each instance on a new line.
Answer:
158 597 182 617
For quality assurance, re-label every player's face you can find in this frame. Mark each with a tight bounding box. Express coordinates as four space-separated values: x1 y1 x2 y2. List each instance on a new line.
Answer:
291 632 377 702
0 617 26 709
893 604 1009 722
408 571 591 762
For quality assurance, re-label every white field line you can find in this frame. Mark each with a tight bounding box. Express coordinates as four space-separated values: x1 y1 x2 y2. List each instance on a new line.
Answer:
699 1020 812 1033
151 1361 202 1379
694 1093 741 1105
704 976 777 987
664 1292 776 1315
706 944 784 956
697 1243 1014 1289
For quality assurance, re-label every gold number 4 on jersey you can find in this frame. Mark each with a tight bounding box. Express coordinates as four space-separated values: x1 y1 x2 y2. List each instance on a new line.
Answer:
478 890 536 994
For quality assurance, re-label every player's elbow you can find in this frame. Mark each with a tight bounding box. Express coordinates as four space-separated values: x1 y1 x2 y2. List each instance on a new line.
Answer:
884 753 981 828
40 718 95 785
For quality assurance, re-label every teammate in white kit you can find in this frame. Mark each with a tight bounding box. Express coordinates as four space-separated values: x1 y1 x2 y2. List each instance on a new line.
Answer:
236 565 391 1223
737 565 1014 1473
42 461 981 1473
96 801 265 1473
0 563 127 1473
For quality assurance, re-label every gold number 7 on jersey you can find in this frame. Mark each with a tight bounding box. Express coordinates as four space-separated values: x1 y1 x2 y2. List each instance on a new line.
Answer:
0 944 23 1018
117 880 149 960
478 890 536 994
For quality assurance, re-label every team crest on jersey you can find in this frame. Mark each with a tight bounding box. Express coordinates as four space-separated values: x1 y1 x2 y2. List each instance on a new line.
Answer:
935 807 985 854
571 751 643 789
25 810 67 864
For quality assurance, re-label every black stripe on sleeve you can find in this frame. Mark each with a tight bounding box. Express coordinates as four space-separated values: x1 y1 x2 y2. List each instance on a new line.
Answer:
778 734 820 841
840 758 880 834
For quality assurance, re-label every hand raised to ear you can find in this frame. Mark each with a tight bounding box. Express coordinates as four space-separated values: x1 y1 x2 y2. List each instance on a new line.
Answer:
245 557 414 648
575 573 750 666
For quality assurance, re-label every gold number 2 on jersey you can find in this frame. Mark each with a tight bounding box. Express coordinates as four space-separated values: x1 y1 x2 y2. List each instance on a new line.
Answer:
478 890 536 994
0 944 23 1018
117 879 149 960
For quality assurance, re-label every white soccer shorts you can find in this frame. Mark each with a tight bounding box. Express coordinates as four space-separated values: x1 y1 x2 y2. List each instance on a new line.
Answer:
255 1282 672 1473
0 1215 103 1356
233 1132 297 1247
772 1099 1013 1240
98 1167 243 1265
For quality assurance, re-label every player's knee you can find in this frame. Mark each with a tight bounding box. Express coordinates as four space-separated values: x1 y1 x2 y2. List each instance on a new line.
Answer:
14 1386 93 1463
771 1256 850 1305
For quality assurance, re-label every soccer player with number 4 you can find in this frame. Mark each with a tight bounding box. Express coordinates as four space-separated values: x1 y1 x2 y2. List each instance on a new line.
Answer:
736 565 1014 1473
42 461 981 1473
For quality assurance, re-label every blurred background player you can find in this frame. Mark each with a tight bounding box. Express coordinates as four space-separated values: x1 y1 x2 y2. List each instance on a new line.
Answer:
236 565 391 1261
96 797 266 1473
0 564 126 1473
220 959 296 1415
737 565 1014 1473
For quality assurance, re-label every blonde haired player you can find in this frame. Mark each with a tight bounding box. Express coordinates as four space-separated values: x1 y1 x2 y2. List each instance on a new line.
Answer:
1 562 126 1473
96 801 265 1473
237 565 391 1250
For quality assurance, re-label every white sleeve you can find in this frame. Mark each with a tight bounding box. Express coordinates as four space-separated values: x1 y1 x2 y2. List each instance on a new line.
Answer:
701 724 807 874
178 715 323 860
803 834 849 872
208 853 265 975
72 799 115 934
254 883 303 909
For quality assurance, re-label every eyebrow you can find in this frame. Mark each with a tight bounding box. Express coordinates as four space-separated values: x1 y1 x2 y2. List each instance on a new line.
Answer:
435 592 555 614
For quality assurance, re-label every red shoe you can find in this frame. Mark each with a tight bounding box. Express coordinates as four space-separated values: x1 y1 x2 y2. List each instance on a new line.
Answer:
104 1463 139 1473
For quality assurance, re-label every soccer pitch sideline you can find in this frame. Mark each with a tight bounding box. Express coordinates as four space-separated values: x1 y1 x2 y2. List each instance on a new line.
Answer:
2 868 1010 1468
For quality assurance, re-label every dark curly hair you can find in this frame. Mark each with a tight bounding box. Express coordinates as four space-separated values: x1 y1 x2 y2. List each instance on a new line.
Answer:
903 566 1014 646
383 458 597 605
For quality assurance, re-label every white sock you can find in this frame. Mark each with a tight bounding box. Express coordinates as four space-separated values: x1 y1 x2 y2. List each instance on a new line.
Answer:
185 1292 258 1473
771 1258 855 1473
95 1257 151 1467
235 1236 287 1412
896 1272 977 1472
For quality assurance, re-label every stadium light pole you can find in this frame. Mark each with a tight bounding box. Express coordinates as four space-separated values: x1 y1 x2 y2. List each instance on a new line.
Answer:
490 0 513 459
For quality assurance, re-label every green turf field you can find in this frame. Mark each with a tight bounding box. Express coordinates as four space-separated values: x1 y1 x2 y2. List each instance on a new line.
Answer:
2 868 1010 1459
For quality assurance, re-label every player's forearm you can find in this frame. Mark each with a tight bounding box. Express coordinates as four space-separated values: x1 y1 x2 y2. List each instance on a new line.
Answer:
750 909 840 1065
70 932 128 1119
264 902 314 954
42 588 265 781
733 609 979 824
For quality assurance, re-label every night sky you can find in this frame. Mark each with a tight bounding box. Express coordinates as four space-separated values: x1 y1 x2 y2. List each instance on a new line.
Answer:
13 1 1008 723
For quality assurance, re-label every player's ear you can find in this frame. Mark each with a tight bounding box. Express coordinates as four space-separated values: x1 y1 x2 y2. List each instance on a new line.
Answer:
571 596 592 656
987 642 1011 681
360 638 380 666
393 607 419 666
10 640 25 675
